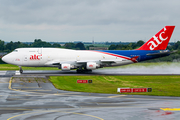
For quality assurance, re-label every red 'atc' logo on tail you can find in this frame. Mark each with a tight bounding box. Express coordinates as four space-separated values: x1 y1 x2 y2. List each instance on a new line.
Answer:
137 26 175 50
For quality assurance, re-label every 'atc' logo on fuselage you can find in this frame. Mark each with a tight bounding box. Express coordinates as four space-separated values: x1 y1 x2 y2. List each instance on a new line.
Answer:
30 54 42 60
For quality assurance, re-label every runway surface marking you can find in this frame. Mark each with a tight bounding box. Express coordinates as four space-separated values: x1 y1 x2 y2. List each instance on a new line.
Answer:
12 87 42 88
15 71 20 75
7 109 104 120
108 95 127 98
8 78 95 97
0 108 33 111
161 108 180 111
6 98 36 101
20 90 52 91
8 78 52 94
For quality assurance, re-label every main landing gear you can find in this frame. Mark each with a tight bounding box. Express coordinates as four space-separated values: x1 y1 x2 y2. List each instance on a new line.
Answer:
76 69 92 73
19 66 23 73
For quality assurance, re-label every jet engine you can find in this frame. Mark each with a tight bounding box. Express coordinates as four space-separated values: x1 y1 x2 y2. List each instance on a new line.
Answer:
86 62 98 70
61 64 71 71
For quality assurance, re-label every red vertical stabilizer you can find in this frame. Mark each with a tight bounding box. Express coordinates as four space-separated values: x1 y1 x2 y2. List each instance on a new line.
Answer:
137 26 175 50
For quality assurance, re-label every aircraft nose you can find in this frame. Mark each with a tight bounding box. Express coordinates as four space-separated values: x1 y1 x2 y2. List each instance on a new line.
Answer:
2 55 7 63
2 54 11 64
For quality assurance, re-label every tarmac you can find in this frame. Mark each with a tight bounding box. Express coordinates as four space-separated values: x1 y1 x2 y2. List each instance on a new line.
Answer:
0 70 180 119
1 69 180 77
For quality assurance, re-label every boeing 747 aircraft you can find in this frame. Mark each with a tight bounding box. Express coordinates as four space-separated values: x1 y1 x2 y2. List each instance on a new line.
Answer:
2 26 175 73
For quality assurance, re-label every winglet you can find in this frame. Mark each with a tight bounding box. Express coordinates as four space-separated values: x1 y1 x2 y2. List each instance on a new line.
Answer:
137 26 175 50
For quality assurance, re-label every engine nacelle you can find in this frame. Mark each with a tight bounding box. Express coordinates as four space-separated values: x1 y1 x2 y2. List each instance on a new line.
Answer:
61 64 71 71
86 62 98 70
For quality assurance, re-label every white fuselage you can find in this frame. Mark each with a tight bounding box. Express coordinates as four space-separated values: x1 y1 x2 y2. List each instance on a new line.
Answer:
2 48 133 69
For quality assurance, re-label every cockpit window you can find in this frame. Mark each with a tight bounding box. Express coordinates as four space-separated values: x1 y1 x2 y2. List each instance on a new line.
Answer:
13 50 18 52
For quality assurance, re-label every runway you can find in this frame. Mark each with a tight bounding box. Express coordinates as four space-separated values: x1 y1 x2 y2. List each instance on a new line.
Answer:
0 69 180 78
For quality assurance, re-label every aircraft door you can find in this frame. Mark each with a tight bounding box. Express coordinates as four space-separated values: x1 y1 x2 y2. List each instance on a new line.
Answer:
137 55 140 61
37 48 43 65
22 55 28 66
24 55 28 61
38 48 42 54
76 55 80 61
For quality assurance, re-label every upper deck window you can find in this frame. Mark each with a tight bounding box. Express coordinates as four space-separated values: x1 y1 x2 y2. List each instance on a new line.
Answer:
13 50 18 52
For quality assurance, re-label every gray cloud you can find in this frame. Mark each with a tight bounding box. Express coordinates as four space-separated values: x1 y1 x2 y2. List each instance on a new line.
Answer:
0 0 179 42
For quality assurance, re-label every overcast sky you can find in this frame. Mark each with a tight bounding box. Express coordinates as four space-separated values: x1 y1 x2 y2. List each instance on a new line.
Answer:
0 0 179 42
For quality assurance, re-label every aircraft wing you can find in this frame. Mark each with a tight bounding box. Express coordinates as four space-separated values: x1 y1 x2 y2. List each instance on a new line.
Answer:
100 59 121 63
45 61 60 65
45 56 139 66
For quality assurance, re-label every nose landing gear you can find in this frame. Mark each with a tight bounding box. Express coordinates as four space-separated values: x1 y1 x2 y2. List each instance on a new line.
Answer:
19 66 23 73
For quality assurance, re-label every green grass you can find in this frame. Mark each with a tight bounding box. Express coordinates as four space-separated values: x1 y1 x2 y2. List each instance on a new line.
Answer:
49 75 180 97
0 64 19 70
0 64 59 70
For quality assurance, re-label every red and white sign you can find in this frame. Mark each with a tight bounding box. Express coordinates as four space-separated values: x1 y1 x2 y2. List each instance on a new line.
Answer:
77 80 88 83
132 88 147 92
117 88 132 93
117 88 151 93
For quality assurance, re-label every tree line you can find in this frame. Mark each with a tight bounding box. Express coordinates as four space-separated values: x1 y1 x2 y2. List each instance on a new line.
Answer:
2 39 180 52
0 39 87 52
1 39 180 63
0 39 146 52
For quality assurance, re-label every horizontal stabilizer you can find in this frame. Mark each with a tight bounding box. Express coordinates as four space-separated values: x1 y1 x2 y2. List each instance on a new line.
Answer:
146 50 172 56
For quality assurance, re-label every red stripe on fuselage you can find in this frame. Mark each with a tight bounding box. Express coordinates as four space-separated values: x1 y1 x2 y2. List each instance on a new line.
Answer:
92 51 138 62
93 51 134 60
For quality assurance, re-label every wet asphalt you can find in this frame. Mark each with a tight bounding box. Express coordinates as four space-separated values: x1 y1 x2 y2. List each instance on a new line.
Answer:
0 71 180 120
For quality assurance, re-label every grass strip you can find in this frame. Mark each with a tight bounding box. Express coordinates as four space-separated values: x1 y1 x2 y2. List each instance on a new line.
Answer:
0 64 58 70
49 75 180 97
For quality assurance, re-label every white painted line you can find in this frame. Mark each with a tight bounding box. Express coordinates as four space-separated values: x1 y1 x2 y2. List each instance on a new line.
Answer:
108 95 127 98
15 71 21 75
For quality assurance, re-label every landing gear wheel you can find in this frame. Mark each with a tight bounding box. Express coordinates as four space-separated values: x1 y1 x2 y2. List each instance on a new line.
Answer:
76 69 83 73
20 70 23 74
76 69 92 73
87 69 92 73
19 67 23 73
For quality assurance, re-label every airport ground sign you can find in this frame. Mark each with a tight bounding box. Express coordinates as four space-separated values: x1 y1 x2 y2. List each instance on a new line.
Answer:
117 88 152 93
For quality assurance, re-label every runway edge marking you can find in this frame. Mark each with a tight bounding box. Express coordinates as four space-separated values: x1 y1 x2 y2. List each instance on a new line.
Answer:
161 108 180 111
7 109 104 120
108 95 127 98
